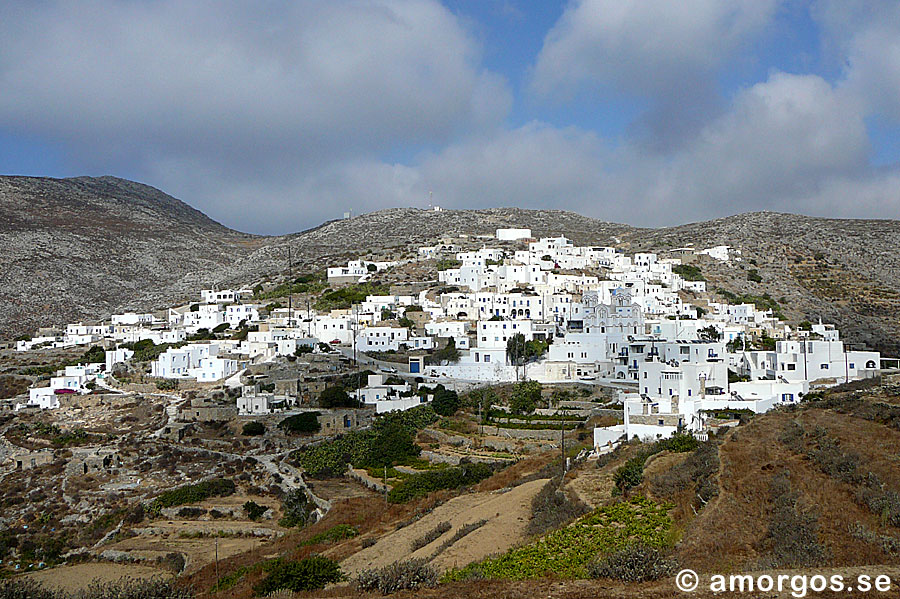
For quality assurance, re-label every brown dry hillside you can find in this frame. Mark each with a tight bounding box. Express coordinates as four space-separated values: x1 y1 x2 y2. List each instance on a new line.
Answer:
172 378 900 599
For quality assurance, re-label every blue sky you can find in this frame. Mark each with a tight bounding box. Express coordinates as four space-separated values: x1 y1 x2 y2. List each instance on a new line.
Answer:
1 0 899 234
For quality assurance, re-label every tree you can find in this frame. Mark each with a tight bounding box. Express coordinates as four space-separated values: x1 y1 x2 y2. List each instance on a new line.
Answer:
427 338 459 365
278 412 321 434
432 386 460 416
244 500 266 520
697 326 721 342
254 556 344 594
510 380 541 415
550 388 573 407
242 421 266 436
365 422 420 468
367 263 378 272
506 333 526 366
319 386 358 408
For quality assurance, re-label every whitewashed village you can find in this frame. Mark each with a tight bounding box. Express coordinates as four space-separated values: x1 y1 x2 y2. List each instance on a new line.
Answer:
4 221 900 597
13 226 885 446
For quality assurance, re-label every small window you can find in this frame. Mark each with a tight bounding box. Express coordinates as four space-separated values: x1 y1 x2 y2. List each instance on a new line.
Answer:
821 363 829 370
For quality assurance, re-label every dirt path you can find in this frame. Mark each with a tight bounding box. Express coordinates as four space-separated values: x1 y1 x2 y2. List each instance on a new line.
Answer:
340 478 549 576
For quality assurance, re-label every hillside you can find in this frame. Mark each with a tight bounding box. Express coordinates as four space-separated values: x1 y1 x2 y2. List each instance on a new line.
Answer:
0 176 266 337
1 175 899 355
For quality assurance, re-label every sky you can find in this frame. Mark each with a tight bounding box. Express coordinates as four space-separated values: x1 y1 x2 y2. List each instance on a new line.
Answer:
1 0 899 234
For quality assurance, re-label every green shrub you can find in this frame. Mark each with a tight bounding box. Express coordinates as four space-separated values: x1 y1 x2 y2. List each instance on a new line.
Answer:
244 500 267 521
278 412 321 434
148 478 235 513
588 543 678 582
319 386 358 408
253 555 344 594
672 264 704 281
279 489 313 528
410 521 451 551
613 456 645 493
293 405 436 477
301 524 359 546
388 462 494 503
357 559 438 594
156 379 178 391
509 380 542 415
242 421 265 436
314 283 389 311
444 497 673 581
431 387 460 417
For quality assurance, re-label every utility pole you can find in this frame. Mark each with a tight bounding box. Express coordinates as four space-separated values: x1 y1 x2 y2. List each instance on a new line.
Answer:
287 246 293 328
214 538 219 588
561 412 566 475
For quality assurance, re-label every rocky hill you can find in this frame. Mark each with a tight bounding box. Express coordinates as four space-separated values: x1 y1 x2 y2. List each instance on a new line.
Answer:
0 176 265 337
1 175 898 355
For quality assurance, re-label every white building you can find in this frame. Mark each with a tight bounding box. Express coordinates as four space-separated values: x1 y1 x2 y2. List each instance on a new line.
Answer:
496 228 532 241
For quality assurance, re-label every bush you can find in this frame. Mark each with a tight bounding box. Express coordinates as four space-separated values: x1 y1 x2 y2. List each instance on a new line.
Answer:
364 421 420 469
757 471 828 568
388 462 494 503
278 412 321 434
301 524 359 546
0 578 194 599
651 440 720 511
242 421 266 436
509 380 541 415
356 559 438 594
613 456 645 494
527 478 589 536
319 386 357 408
148 478 235 513
410 521 451 551
244 500 267 521
155 379 179 391
279 489 313 528
293 405 436 477
672 264 704 281
431 387 460 417
254 555 344 594
588 543 678 582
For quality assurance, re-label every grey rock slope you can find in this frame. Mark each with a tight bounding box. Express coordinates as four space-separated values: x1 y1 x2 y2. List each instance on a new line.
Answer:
0 176 266 337
1 176 898 355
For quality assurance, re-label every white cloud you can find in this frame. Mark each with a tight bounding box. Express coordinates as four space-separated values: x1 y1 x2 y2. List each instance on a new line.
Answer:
814 0 900 122
0 0 510 168
531 0 779 98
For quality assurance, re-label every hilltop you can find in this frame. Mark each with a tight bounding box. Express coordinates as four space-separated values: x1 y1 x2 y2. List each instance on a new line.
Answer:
1 176 898 354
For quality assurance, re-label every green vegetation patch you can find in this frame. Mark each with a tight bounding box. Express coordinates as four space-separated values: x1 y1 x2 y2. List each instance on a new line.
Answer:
292 405 437 477
672 264 705 281
148 478 235 514
314 282 390 311
388 462 495 503
300 524 359 546
443 497 673 581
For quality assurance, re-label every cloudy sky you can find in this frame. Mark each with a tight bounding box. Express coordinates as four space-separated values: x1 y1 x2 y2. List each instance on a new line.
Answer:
1 0 899 234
